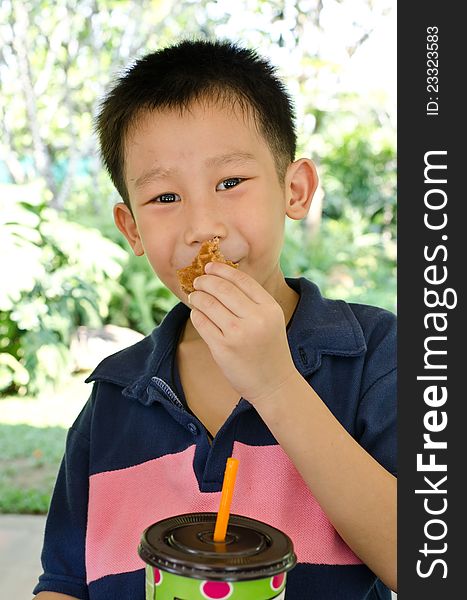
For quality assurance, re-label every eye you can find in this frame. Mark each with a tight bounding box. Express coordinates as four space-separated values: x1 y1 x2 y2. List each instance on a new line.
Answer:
150 192 181 204
216 177 244 191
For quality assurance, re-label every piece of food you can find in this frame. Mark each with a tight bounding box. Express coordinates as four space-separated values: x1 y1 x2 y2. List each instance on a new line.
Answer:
176 237 238 294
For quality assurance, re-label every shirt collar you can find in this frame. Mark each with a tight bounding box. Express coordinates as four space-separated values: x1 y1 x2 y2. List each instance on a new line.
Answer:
85 277 366 404
285 277 366 377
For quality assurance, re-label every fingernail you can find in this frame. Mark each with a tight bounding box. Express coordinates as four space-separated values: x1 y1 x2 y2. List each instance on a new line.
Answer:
193 277 199 288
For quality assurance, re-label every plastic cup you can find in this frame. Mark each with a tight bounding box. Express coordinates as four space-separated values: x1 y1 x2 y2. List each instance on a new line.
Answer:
138 512 296 599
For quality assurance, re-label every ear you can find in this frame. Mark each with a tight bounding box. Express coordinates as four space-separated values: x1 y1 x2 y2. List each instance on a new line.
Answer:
113 202 144 256
284 158 319 220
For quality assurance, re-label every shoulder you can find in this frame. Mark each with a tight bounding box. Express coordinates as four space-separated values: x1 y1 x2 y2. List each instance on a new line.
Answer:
347 302 396 350
85 301 190 389
287 277 395 360
347 303 396 401
85 333 157 387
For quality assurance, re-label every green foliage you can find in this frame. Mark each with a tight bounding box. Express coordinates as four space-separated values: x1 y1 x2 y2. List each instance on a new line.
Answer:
318 106 396 240
67 207 179 334
0 181 182 396
0 487 51 514
0 183 127 396
285 99 396 314
281 212 396 313
109 251 178 334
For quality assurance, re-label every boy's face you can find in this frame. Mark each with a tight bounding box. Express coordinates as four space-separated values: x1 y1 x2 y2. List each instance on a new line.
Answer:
116 100 316 303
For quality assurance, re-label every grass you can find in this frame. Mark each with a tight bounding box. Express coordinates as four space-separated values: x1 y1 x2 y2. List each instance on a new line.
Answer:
0 423 66 513
0 373 89 514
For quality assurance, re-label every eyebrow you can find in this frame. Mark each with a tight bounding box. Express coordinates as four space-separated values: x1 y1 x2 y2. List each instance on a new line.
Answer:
131 151 257 190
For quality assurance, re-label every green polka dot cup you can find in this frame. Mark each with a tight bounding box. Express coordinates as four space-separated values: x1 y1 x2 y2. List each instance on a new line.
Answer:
138 513 296 599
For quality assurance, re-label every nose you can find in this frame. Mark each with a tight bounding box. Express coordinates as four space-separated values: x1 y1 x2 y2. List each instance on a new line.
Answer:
183 195 228 245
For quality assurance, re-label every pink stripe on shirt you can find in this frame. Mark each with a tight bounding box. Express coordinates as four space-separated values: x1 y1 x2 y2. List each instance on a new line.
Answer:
86 442 361 584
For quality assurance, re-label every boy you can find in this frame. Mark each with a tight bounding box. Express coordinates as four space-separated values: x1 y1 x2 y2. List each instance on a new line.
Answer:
34 39 396 599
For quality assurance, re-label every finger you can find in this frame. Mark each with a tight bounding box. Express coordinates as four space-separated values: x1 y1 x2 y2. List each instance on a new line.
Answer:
190 306 223 341
203 261 271 304
189 289 241 337
193 274 251 318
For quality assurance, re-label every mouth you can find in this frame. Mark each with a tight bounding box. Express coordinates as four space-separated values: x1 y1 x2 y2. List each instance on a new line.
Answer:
176 239 241 294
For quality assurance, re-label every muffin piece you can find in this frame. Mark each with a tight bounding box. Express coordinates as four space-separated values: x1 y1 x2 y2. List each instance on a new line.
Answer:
177 237 238 294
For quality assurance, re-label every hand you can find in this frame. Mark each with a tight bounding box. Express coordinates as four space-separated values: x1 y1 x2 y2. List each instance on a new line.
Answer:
188 261 297 406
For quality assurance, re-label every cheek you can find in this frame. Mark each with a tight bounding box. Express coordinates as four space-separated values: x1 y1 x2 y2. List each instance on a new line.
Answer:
245 223 284 268
141 243 182 300
138 224 174 272
245 203 285 251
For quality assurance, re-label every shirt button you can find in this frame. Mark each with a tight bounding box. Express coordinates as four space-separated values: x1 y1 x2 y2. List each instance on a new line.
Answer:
187 423 198 435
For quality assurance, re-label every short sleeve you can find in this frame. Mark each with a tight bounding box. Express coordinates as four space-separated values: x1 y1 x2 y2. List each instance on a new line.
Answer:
355 310 397 476
33 393 94 599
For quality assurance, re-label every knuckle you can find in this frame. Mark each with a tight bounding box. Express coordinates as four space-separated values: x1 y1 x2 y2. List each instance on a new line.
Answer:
204 294 217 309
236 270 249 285
269 302 284 321
227 320 243 342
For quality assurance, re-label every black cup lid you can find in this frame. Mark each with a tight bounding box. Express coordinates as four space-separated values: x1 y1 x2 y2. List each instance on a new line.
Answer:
138 512 296 581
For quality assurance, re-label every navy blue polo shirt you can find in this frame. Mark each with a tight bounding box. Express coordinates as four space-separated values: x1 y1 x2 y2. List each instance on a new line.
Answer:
34 278 396 599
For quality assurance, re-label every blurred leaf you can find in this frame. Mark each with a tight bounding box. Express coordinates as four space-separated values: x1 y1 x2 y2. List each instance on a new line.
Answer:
0 353 30 389
0 183 128 395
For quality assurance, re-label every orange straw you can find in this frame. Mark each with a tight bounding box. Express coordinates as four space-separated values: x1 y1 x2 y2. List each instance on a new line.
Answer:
213 457 239 542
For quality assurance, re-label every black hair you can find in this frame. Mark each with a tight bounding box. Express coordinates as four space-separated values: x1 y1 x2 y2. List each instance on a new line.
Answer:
95 38 297 208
